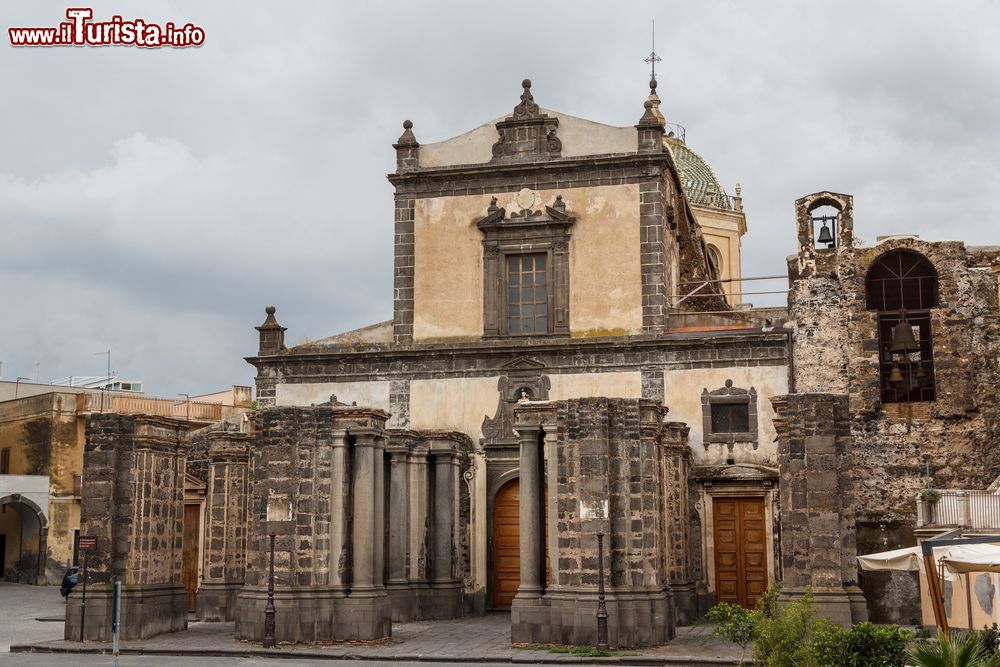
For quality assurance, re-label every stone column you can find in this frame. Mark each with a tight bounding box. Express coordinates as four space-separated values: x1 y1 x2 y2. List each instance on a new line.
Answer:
514 424 544 598
329 429 350 595
373 436 386 589
407 444 430 606
425 441 462 618
351 432 377 593
385 443 413 620
432 450 455 583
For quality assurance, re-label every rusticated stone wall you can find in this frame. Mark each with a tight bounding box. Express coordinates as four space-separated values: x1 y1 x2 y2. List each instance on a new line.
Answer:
65 414 189 641
786 191 1000 622
772 392 866 626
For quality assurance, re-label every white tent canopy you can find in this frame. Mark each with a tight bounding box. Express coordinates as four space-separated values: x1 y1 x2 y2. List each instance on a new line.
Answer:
857 546 923 573
938 544 1000 575
856 543 1000 581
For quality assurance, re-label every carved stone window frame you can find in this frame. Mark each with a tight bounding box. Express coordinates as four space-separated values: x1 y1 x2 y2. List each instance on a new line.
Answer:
477 196 574 338
701 380 758 450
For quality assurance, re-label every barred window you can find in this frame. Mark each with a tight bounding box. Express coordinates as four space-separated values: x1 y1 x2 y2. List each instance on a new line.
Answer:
506 253 548 335
711 403 750 434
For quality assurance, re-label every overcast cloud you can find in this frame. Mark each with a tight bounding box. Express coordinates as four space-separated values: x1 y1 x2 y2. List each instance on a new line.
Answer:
1 0 997 396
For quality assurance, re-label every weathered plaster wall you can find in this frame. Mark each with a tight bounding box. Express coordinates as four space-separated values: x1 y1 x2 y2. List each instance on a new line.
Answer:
548 371 642 401
275 381 391 411
418 110 637 168
692 205 745 305
412 184 642 342
568 184 643 336
663 366 787 467
409 377 500 443
413 194 488 341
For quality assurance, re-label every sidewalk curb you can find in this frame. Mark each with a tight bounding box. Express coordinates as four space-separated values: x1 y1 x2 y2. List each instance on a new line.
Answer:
9 643 737 666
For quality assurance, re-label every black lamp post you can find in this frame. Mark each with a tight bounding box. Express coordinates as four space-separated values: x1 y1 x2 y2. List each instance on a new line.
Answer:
596 531 609 651
263 534 276 648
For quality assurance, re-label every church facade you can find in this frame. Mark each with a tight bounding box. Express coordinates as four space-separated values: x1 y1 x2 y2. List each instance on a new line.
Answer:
66 77 1000 647
248 79 791 633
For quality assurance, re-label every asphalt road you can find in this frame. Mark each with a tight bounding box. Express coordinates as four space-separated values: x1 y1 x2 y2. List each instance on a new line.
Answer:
0 657 511 667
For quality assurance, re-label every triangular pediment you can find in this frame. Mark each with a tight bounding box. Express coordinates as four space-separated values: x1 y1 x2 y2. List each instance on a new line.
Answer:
500 356 546 371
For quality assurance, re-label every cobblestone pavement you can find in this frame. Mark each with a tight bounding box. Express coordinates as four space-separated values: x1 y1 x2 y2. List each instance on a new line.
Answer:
11 611 741 665
0 583 65 652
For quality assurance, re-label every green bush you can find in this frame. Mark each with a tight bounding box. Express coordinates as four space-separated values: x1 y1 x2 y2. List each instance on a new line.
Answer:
752 584 826 667
810 621 910 667
707 601 760 664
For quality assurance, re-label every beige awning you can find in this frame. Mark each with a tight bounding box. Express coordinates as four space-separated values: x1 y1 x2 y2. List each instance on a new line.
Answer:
857 546 923 573
938 543 1000 575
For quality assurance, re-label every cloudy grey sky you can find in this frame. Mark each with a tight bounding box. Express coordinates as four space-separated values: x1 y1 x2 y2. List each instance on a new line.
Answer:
1 1 997 396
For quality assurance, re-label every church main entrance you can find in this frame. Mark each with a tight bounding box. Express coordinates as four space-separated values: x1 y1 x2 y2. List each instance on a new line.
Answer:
713 497 767 608
492 479 520 608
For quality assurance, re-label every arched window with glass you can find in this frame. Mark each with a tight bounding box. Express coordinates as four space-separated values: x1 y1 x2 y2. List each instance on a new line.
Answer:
865 249 938 403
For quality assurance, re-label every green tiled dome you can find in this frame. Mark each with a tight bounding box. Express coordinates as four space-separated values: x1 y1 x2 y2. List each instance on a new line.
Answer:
665 137 732 211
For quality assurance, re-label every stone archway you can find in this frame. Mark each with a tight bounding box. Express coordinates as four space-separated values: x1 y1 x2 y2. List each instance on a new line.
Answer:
0 494 48 584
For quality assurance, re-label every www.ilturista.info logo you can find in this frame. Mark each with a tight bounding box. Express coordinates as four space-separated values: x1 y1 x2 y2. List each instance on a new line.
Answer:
8 8 205 48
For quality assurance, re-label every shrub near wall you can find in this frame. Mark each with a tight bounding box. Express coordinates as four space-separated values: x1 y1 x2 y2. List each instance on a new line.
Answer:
810 621 910 667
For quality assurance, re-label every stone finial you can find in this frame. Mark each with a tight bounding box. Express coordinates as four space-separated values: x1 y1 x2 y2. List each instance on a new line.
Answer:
393 119 420 171
734 183 744 212
396 119 417 146
488 196 499 213
512 78 541 119
552 194 566 212
256 305 287 356
647 78 666 125
636 96 666 153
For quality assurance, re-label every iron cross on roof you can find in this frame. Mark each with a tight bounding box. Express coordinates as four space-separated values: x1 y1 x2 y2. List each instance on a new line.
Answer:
644 19 662 81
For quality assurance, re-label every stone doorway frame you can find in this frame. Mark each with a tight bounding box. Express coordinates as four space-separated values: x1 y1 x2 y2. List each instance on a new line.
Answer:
692 465 779 609
0 493 49 584
487 469 519 611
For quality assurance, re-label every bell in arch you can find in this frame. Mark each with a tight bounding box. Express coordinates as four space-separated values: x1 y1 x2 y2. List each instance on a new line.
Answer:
890 317 920 354
888 364 905 385
817 222 834 246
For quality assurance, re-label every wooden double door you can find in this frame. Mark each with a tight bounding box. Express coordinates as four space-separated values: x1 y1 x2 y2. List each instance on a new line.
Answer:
713 497 767 608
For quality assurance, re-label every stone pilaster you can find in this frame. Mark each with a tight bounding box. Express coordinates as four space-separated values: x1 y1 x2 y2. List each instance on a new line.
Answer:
197 432 251 622
385 443 412 619
772 393 866 626
511 399 673 648
234 406 391 643
424 440 462 618
65 414 190 641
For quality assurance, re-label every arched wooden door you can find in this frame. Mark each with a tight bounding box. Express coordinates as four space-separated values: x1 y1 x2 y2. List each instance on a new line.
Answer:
492 478 550 608
492 479 520 608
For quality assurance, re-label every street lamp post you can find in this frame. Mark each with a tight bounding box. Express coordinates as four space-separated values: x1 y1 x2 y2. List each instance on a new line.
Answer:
596 531 609 651
263 534 276 648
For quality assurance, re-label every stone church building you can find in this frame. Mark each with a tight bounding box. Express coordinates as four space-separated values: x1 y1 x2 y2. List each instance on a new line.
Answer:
66 78 1000 647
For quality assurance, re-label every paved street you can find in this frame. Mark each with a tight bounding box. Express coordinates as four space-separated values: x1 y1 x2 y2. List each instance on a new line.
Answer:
0 583 65 652
1 582 739 665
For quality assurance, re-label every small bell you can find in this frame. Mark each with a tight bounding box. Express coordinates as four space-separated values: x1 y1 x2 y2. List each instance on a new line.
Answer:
890 318 920 354
817 222 834 246
889 364 905 385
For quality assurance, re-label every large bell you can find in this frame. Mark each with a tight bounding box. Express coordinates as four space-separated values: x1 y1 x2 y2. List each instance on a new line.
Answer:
817 222 834 245
890 319 920 354
888 364 905 385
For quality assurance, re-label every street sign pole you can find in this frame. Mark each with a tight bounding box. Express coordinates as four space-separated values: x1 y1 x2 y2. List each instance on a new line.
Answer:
79 551 88 642
112 576 121 665
76 535 97 643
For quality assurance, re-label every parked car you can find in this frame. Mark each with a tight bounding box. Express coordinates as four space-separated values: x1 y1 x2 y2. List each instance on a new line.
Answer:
60 567 78 598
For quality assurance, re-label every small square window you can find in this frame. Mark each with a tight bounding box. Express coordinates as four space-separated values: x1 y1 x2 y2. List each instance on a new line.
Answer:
711 403 750 433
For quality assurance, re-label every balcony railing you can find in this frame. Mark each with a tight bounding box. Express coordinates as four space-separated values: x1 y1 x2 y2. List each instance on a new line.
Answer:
917 490 1000 530
75 392 222 422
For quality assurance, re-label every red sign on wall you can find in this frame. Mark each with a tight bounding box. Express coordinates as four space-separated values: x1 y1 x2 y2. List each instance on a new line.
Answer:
78 536 97 551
